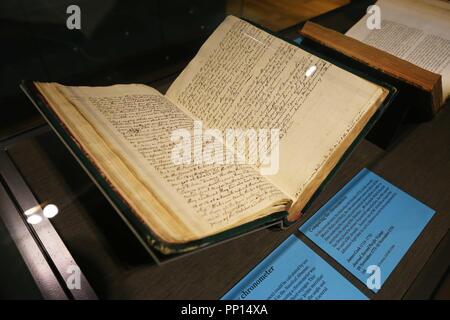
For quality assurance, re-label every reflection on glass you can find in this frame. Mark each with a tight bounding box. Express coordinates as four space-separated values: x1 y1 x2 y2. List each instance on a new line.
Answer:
24 204 59 224
43 204 59 218
305 65 317 77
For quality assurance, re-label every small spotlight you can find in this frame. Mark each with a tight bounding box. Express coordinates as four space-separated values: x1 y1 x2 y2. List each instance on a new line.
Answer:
27 214 43 225
43 204 59 218
305 65 317 77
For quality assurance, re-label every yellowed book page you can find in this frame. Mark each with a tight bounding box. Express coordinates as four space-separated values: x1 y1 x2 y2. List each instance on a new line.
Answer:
166 16 386 204
53 83 290 240
35 83 189 244
346 0 450 98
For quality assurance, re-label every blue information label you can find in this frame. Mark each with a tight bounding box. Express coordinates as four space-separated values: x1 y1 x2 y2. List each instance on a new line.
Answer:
300 168 435 292
222 235 367 300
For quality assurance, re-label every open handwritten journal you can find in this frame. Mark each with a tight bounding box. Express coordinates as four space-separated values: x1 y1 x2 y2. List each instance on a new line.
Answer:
347 0 450 100
24 16 390 254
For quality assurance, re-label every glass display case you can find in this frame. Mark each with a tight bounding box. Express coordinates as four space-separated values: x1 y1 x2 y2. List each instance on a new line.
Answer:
1 0 449 300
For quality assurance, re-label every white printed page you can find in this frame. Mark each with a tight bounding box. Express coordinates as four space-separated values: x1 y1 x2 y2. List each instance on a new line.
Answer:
346 0 450 98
